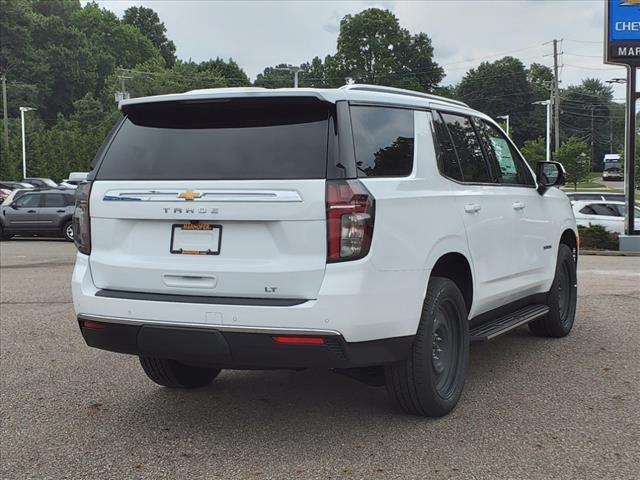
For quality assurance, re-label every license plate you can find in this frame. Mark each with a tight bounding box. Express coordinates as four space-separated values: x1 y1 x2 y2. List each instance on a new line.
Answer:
170 224 222 255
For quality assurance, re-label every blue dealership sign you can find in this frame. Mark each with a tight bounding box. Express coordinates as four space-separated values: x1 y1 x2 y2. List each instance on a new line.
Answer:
606 0 640 64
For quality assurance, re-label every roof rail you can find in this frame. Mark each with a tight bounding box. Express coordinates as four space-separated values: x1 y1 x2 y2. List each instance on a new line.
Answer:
340 84 468 108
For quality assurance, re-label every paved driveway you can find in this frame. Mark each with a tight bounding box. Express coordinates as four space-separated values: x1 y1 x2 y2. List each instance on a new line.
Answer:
1 241 638 479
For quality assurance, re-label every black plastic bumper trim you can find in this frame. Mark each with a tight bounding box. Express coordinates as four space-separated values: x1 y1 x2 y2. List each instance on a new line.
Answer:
95 289 308 307
78 319 414 369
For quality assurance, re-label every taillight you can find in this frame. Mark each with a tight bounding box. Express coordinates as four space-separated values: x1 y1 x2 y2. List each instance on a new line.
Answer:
326 179 375 262
73 181 92 255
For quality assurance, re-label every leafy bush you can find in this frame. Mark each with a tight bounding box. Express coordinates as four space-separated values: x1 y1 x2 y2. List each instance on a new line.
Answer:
578 224 619 251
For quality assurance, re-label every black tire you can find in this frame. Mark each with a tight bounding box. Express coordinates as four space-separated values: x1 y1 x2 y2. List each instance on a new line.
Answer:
385 277 469 417
529 244 577 338
139 356 220 388
62 220 74 242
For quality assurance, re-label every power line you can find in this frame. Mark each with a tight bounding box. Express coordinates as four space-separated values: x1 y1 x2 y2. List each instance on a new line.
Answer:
564 39 602 45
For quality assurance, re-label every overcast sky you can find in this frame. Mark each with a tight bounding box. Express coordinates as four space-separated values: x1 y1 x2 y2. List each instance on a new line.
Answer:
95 0 627 99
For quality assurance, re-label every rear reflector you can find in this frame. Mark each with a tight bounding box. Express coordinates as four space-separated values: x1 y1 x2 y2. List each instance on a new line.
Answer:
272 336 325 345
82 320 108 330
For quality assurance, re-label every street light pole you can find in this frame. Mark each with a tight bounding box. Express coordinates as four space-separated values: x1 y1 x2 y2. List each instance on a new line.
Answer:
19 106 36 179
275 65 304 88
534 100 551 162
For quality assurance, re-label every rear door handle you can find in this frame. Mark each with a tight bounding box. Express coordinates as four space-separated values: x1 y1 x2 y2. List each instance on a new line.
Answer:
513 201 526 211
56 210 65 213
27 210 37 213
464 203 481 213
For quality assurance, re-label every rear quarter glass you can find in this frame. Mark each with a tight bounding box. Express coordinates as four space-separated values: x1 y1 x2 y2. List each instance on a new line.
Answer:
95 98 330 181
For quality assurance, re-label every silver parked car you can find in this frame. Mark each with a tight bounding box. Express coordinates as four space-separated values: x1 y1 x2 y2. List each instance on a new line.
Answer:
0 189 76 241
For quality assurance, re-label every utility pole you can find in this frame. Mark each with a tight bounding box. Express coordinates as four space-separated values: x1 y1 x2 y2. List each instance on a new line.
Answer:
552 39 561 155
115 69 132 103
582 105 597 167
1 74 8 157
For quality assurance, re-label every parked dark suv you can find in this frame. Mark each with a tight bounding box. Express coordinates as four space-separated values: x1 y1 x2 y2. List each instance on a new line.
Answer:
0 189 75 241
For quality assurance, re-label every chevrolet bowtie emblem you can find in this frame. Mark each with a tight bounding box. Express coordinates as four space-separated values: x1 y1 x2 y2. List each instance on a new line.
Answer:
177 190 202 201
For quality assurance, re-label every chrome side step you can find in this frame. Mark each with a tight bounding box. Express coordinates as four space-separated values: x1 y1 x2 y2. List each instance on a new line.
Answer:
470 304 550 342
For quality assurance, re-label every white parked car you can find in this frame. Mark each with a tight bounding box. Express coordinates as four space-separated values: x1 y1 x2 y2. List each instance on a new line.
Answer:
573 200 640 234
72 85 578 417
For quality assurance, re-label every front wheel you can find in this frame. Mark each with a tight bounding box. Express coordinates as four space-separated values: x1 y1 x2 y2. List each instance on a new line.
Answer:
529 244 577 338
385 277 469 417
139 356 221 388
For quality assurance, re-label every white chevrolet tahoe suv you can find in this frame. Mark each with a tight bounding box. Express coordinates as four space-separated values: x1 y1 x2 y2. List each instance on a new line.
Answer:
72 85 578 417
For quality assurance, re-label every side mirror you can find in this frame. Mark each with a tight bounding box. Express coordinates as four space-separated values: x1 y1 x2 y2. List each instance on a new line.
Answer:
536 161 565 193
10 203 19 209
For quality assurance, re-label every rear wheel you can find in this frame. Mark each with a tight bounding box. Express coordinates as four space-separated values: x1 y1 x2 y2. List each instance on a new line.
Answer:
385 277 469 417
529 244 577 338
139 356 220 388
62 220 74 242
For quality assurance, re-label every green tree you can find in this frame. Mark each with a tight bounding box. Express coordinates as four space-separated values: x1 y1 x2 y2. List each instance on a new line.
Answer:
197 58 250 87
333 9 443 92
123 6 176 67
457 56 544 146
254 64 297 89
520 138 546 170
560 78 618 170
556 137 591 191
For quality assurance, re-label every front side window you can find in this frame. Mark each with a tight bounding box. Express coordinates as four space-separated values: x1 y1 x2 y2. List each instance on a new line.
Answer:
13 193 41 208
351 106 414 177
440 113 491 183
474 119 533 186
617 204 640 217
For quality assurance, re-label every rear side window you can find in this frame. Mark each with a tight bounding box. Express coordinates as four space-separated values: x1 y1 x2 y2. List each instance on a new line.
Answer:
96 98 329 180
43 193 71 207
432 112 463 181
440 113 491 183
351 106 414 177
589 204 620 216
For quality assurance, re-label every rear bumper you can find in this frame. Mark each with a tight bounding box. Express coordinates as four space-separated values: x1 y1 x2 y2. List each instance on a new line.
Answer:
78 315 413 369
73 253 429 343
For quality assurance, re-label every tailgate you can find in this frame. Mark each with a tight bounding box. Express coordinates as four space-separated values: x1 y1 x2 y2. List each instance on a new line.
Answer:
89 180 326 299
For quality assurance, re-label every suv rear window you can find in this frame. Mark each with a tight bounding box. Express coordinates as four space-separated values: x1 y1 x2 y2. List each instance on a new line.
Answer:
96 98 329 180
351 106 414 177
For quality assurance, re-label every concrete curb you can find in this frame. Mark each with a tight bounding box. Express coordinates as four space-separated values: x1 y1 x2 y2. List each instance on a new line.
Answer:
580 249 640 257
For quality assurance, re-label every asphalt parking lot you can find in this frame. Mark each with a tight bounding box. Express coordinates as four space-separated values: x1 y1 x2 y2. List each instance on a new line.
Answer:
1 241 638 480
